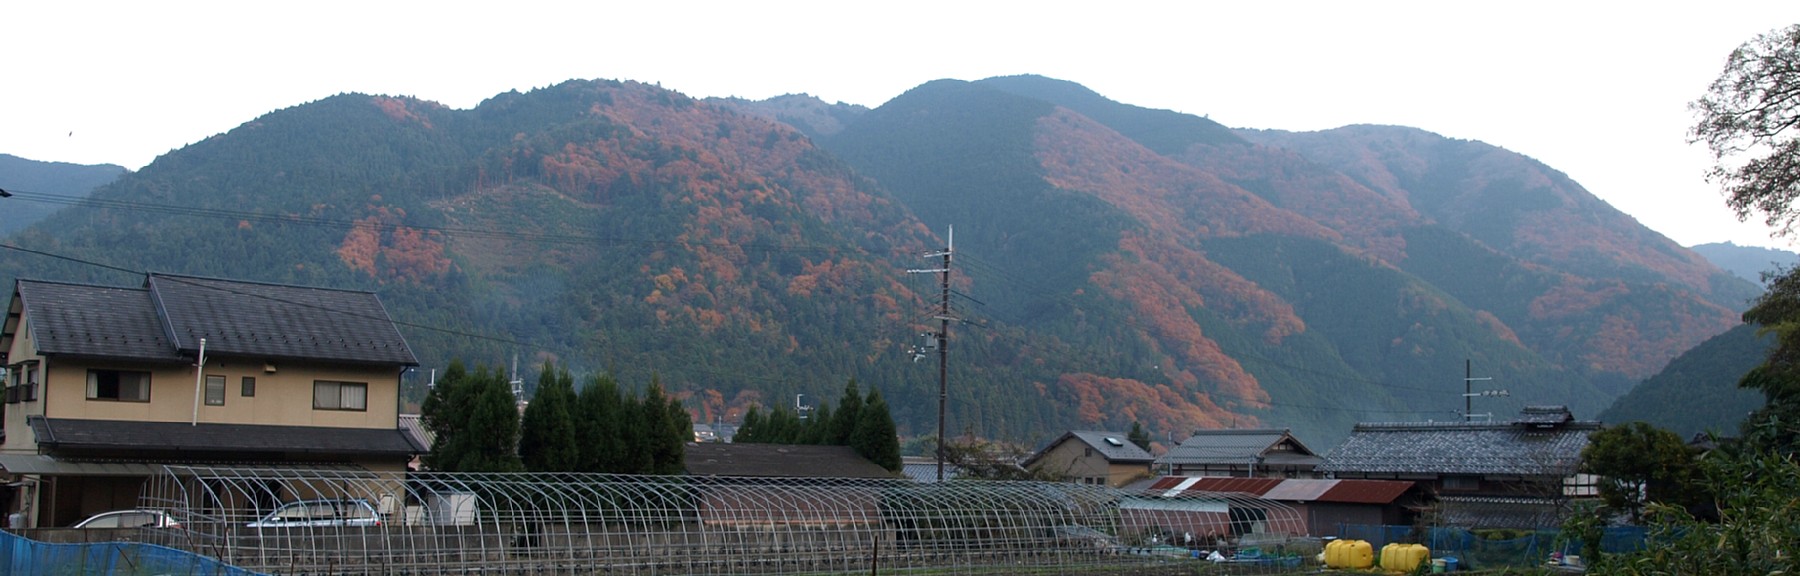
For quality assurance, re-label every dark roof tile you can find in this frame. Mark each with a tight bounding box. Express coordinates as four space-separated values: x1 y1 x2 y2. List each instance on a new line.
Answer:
7 275 416 367
1318 418 1597 476
29 416 421 457
13 281 183 362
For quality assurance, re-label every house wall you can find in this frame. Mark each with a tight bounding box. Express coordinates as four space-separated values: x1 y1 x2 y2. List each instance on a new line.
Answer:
3 354 399 454
2 315 45 455
1297 503 1393 537
1031 440 1108 483
1029 440 1149 487
1106 462 1151 487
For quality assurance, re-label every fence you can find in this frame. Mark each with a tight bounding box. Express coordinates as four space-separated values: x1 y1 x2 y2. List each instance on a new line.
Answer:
1337 523 1648 569
0 528 260 576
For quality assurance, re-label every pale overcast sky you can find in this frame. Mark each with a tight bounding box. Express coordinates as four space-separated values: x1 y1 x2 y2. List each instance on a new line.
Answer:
5 2 1799 249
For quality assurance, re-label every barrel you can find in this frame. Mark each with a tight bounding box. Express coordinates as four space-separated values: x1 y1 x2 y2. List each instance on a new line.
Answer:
1326 539 1374 569
1379 542 1430 572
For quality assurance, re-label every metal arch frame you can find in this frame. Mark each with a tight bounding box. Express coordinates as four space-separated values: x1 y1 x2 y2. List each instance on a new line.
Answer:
139 466 1317 574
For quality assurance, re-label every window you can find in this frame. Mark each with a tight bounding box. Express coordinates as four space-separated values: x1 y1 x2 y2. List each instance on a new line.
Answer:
313 381 367 411
204 375 225 406
241 376 256 397
87 369 151 402
6 362 39 404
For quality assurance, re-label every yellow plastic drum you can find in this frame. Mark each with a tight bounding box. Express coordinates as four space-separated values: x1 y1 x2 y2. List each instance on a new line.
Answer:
1379 542 1430 572
1327 539 1375 569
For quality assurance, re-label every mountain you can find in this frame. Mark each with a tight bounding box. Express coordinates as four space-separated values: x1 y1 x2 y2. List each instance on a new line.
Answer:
0 154 127 235
964 77 1755 400
709 94 869 141
0 77 1758 448
1690 241 1799 285
1599 324 1770 438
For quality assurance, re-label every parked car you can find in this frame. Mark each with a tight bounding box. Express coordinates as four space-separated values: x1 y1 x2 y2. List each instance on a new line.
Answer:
246 499 381 528
74 509 181 529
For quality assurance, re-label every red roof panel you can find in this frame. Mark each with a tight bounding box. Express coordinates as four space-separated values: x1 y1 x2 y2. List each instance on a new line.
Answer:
1317 479 1414 504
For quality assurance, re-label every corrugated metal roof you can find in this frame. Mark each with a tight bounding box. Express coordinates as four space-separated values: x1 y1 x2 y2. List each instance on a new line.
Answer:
1317 479 1414 504
1169 476 1282 496
1260 479 1335 501
1144 476 1413 505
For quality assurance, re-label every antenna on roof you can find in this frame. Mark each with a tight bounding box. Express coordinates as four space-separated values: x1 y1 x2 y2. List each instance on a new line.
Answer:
509 353 525 403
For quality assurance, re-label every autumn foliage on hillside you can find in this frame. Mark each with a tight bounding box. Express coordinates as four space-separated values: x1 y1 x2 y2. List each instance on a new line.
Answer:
1174 142 1421 263
1035 109 1333 243
336 202 452 284
1055 372 1243 434
1530 278 1738 377
1247 125 1734 301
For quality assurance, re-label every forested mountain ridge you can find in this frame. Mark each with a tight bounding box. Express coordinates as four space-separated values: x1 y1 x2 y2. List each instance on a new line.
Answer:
1690 241 1799 285
1599 323 1769 438
0 154 127 235
819 78 1615 442
967 76 1751 391
0 76 1758 447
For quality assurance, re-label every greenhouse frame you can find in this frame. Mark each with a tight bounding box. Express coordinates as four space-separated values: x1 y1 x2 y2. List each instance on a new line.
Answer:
131 465 1317 574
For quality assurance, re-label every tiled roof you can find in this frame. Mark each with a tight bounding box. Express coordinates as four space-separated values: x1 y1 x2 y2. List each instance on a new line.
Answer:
1067 430 1155 462
11 280 185 363
1317 415 1598 476
684 443 895 479
6 275 416 366
146 273 416 366
1515 405 1574 426
901 456 962 483
399 414 434 450
1024 430 1155 467
28 416 423 457
1436 496 1567 529
1156 428 1318 466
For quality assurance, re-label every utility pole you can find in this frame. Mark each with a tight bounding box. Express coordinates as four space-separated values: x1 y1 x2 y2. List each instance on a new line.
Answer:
1463 359 1507 421
908 226 955 482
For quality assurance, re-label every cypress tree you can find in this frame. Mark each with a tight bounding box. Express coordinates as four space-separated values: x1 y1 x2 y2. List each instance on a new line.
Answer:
832 379 864 446
520 362 580 471
573 373 626 472
637 376 684 475
420 360 471 471
460 365 524 472
662 386 693 472
617 390 653 474
737 406 765 444
851 388 902 473
1128 421 1152 452
806 404 834 445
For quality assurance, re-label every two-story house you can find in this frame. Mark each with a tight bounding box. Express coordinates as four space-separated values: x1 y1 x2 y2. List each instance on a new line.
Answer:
1022 430 1155 487
1316 406 1600 529
1156 428 1322 478
0 273 422 527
